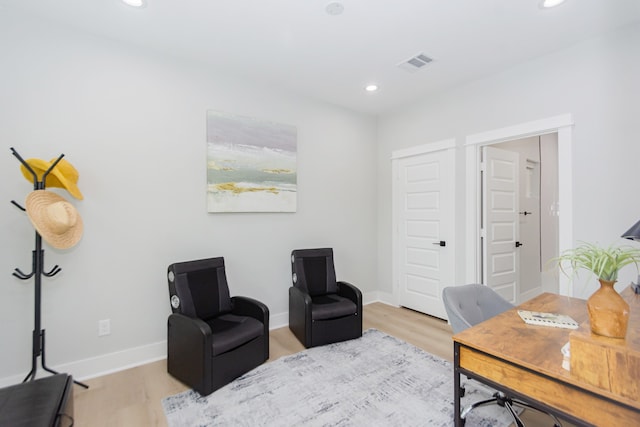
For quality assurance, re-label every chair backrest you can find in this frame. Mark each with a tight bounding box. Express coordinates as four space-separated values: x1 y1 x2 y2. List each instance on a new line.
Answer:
167 257 232 320
442 284 514 334
291 248 338 296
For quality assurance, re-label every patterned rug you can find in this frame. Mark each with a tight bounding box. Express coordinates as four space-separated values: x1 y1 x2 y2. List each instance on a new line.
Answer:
162 329 516 426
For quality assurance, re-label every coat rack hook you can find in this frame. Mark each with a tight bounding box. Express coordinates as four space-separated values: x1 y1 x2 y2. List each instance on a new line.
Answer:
42 153 65 184
10 147 38 186
10 147 65 189
44 265 61 277
11 200 26 211
13 268 34 280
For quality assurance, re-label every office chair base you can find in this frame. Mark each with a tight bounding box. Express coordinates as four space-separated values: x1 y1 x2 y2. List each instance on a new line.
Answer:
460 391 562 427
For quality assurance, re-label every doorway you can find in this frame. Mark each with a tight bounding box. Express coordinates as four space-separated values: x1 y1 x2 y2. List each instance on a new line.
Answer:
464 114 574 297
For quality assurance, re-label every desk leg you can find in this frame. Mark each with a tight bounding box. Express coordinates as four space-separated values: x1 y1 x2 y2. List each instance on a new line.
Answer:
454 342 462 427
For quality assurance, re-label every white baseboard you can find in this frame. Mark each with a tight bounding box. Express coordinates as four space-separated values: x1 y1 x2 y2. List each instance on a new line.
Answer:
0 291 396 388
64 341 168 381
363 290 398 307
270 311 288 330
0 340 167 388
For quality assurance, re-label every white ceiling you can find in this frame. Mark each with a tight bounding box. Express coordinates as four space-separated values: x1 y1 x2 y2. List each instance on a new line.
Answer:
3 0 640 115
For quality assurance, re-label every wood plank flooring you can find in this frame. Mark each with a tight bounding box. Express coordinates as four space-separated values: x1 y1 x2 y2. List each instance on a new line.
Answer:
71 302 558 426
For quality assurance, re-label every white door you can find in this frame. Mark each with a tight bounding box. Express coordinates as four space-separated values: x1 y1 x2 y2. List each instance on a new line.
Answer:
482 146 519 303
397 149 454 319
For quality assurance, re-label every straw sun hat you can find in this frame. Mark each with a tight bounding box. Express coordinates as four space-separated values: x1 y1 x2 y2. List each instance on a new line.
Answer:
20 158 84 200
25 190 84 249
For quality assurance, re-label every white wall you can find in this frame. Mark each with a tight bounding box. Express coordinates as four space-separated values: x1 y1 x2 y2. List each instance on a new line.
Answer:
377 23 640 301
0 12 377 385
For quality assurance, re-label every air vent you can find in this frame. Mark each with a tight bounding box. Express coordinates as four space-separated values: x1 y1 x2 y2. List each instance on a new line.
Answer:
398 53 434 73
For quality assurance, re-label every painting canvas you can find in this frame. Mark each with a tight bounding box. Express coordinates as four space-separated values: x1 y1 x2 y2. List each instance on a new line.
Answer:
207 111 297 212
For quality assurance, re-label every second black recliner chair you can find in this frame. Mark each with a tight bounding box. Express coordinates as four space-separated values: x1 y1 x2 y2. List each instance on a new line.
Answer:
288 248 362 348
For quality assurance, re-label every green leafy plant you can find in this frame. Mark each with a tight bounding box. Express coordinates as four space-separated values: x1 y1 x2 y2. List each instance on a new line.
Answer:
555 242 640 282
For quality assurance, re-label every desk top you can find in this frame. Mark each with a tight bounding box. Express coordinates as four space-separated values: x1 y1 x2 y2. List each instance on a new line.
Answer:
453 292 587 378
453 287 640 410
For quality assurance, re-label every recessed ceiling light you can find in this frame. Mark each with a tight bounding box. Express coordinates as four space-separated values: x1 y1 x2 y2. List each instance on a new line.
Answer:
325 2 344 16
122 0 147 8
540 0 566 8
365 85 378 92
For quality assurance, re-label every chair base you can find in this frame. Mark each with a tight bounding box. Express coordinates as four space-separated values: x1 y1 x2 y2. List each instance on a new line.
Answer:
290 313 362 348
168 334 267 396
308 314 362 348
460 391 562 427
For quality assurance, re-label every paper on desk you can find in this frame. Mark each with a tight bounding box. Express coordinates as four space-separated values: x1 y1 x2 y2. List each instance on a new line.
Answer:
518 310 579 329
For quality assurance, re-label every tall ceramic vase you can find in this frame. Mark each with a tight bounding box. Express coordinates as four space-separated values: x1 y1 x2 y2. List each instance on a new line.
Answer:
587 279 630 339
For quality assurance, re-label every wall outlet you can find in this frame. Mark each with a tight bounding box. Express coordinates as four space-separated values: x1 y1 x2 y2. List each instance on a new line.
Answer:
98 319 111 336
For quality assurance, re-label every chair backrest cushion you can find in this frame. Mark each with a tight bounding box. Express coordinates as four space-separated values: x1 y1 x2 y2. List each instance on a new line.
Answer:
291 248 338 296
442 284 514 334
168 257 232 320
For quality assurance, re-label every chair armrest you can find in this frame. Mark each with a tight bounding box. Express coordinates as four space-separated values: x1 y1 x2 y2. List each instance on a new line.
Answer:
168 313 212 344
231 296 270 358
231 296 269 324
289 286 312 314
337 281 363 340
337 281 362 309
167 313 213 392
289 286 313 347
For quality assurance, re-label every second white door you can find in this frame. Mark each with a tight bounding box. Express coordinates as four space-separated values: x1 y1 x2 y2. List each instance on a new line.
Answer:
482 145 520 303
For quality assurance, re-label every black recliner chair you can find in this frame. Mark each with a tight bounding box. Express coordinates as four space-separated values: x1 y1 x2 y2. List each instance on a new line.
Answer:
289 248 362 348
167 257 269 396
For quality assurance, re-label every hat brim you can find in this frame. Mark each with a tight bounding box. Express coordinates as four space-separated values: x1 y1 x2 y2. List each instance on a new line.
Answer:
25 191 84 249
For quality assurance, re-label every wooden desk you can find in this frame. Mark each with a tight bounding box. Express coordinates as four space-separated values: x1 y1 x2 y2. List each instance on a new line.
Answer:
452 291 640 426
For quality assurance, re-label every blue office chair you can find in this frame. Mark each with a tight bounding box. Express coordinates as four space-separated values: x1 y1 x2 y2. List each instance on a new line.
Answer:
442 284 562 427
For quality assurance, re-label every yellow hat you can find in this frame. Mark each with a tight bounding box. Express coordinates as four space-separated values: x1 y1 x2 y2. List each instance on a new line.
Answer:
20 158 83 200
25 191 84 250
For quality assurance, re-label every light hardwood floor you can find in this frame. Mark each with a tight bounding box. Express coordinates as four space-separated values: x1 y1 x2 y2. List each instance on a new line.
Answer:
72 303 556 426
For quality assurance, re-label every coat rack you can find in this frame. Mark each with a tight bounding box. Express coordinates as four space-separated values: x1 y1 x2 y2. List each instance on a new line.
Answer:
10 147 88 388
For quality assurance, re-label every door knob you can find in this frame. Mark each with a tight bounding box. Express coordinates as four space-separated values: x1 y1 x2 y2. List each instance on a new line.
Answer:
515 241 523 248
432 241 446 247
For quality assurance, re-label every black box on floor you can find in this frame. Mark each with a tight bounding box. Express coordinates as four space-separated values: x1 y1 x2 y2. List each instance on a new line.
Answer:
0 373 73 427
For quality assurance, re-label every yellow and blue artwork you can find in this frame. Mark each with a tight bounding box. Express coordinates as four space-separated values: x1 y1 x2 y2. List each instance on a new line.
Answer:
206 110 297 212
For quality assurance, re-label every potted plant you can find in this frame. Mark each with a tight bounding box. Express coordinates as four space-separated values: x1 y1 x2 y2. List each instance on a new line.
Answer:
556 242 640 338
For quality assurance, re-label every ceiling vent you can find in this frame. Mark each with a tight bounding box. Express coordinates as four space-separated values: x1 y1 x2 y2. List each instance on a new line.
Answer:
398 53 434 73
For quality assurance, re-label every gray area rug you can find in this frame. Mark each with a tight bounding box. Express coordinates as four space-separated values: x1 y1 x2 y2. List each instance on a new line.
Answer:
162 329 515 426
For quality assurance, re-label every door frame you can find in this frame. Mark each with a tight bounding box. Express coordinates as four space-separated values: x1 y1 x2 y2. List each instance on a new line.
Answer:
464 114 574 296
391 138 456 307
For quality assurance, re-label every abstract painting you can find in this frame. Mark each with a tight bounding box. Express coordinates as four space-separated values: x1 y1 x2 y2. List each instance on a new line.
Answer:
206 111 297 212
